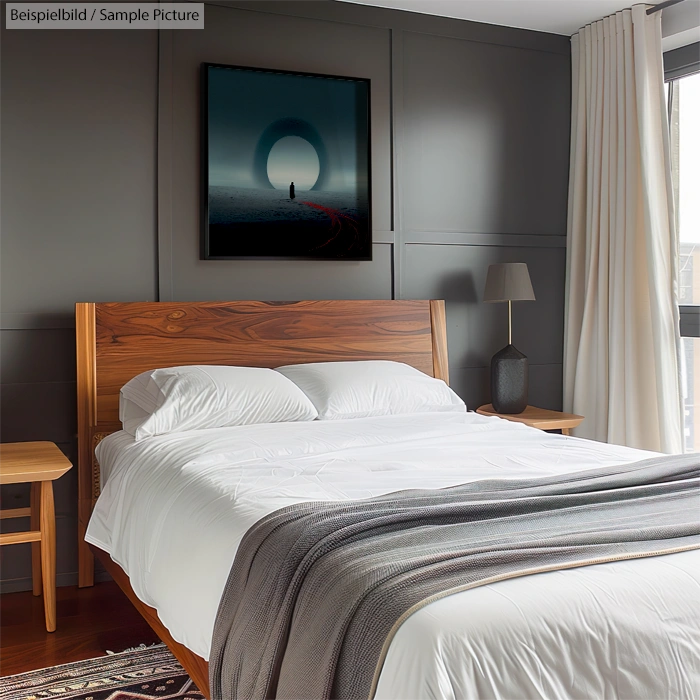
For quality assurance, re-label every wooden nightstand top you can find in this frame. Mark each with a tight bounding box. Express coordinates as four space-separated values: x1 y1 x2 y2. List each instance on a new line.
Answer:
0 442 72 485
476 405 584 431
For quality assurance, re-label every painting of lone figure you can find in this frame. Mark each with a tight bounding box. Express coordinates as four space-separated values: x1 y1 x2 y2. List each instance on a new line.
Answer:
202 63 372 260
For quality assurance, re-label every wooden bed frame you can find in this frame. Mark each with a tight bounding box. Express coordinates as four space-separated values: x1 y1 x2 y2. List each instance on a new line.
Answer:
76 299 449 696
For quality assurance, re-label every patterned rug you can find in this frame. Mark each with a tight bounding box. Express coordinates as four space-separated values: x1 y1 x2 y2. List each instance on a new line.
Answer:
0 644 205 700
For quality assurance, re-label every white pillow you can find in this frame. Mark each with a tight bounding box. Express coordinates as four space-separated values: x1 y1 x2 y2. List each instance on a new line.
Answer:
119 370 163 434
275 360 465 420
119 365 318 440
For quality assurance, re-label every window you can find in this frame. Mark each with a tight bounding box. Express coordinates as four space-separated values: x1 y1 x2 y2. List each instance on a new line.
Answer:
665 44 700 452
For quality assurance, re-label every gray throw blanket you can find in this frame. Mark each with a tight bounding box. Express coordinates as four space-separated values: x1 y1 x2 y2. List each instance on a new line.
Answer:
210 454 700 700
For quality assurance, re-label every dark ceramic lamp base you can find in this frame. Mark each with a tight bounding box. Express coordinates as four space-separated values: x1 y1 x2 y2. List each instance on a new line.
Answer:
490 344 528 414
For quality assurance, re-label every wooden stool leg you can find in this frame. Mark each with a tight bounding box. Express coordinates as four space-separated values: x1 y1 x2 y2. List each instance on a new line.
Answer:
30 482 42 596
562 428 570 436
39 480 56 632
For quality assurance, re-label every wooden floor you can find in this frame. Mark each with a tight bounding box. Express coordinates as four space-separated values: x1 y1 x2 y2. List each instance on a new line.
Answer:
0 581 160 676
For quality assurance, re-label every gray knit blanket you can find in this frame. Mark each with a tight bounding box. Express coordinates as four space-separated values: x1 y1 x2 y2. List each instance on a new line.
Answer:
210 454 700 700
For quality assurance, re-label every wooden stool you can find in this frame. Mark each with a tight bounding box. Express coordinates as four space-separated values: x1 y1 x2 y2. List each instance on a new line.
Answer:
0 441 72 632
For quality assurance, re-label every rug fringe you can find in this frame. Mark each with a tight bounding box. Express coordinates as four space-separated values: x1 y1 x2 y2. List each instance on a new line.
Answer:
0 643 170 684
106 642 165 655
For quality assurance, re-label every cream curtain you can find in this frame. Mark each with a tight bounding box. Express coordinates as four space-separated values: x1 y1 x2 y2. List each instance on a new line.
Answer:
564 5 683 454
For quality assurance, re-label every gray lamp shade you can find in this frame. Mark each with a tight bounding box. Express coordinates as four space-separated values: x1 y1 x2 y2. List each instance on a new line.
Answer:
484 262 535 415
483 263 536 303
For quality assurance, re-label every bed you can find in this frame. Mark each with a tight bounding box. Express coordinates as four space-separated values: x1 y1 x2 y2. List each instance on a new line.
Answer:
76 300 700 700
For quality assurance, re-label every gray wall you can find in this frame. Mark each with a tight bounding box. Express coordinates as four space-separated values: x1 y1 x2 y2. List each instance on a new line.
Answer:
0 26 159 591
0 0 570 592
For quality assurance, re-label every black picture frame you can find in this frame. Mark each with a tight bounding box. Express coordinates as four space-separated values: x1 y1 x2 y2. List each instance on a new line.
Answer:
201 63 372 261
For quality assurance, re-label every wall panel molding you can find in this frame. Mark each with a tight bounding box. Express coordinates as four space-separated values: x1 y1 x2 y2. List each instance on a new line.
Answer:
157 29 175 302
405 233 566 248
372 231 395 244
391 27 405 299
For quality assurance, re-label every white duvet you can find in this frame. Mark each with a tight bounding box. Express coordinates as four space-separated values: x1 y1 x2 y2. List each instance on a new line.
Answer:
86 411 700 699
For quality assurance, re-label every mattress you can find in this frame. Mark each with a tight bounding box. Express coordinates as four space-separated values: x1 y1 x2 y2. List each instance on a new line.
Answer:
86 411 700 699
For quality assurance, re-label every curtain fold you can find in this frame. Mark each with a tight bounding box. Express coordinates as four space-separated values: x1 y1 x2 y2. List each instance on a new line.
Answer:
564 5 683 454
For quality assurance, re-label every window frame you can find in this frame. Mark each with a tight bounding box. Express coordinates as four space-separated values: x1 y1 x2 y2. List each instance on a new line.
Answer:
664 42 700 338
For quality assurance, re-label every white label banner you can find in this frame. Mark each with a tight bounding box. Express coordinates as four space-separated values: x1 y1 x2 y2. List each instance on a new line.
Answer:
6 3 204 28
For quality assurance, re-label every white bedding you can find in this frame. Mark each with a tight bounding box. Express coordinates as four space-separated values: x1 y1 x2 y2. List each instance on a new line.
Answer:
86 411 700 699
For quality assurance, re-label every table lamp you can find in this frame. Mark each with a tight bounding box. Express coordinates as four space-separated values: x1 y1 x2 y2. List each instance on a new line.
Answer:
483 262 535 414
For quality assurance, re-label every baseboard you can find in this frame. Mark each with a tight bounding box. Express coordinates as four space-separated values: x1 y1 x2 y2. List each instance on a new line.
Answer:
0 568 112 594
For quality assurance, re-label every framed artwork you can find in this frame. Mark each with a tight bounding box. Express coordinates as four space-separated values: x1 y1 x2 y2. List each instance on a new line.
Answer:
201 63 372 260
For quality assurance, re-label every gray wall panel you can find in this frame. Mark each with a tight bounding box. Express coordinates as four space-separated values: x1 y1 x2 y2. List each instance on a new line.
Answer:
0 23 158 589
0 28 159 316
403 243 566 370
0 330 76 385
0 383 77 445
165 3 393 301
402 31 570 236
173 244 393 301
529 364 564 411
1 1 571 590
451 364 563 413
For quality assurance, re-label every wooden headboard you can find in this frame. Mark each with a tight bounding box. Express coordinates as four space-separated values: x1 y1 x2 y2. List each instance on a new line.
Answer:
75 299 448 586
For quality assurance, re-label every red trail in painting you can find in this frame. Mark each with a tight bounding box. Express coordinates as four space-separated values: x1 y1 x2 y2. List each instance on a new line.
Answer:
299 201 359 253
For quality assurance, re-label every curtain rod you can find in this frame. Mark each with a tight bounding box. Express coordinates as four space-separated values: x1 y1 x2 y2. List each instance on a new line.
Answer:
647 0 685 15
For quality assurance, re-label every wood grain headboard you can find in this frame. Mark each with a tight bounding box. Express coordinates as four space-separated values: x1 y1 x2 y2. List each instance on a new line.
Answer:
75 299 448 586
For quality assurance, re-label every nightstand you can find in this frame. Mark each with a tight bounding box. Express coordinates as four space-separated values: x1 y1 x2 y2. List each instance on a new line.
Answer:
476 404 584 435
0 441 72 632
